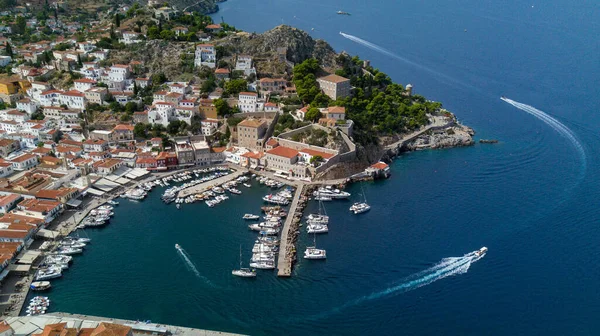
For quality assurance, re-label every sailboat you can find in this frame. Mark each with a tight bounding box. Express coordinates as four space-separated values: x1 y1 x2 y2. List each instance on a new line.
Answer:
304 233 326 259
307 199 329 233
349 183 371 214
232 245 257 277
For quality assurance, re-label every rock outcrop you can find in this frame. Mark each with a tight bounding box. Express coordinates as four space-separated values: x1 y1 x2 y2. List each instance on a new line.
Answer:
404 125 475 150
219 25 337 68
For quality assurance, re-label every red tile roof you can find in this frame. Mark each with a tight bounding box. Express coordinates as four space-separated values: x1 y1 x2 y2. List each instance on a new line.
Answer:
267 146 299 159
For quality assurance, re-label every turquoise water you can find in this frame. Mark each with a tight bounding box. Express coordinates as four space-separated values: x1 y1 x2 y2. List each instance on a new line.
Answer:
46 0 600 334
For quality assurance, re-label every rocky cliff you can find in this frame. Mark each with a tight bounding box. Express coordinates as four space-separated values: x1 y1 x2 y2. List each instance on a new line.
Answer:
218 25 338 68
404 125 475 150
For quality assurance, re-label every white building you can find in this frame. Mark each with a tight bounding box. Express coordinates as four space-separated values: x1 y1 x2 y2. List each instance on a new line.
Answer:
0 120 20 133
0 55 11 66
9 153 38 170
238 92 258 112
73 78 97 92
39 89 63 106
59 90 86 110
194 44 216 68
109 64 130 82
201 119 218 136
27 81 52 102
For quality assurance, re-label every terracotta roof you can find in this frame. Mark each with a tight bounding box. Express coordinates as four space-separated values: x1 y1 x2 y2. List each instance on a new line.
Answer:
205 24 221 29
238 118 265 128
0 193 21 207
267 146 299 159
214 68 230 74
239 91 257 96
62 90 85 97
370 161 389 170
259 77 285 83
327 106 346 114
90 323 131 336
111 64 129 69
40 155 61 164
210 146 226 153
266 138 278 146
113 124 134 131
318 74 350 84
74 78 97 83
36 187 77 199
10 153 37 163
95 158 122 168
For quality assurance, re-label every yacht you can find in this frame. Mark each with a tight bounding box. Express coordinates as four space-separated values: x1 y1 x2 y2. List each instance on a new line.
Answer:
249 261 276 269
55 247 83 255
313 186 351 199
45 255 72 264
232 246 257 278
337 10 351 15
314 196 332 201
35 267 62 281
257 236 280 246
259 228 281 235
243 214 260 220
60 241 86 249
107 200 119 205
350 184 371 214
350 202 371 214
262 194 289 205
304 246 327 259
30 281 52 291
307 223 329 234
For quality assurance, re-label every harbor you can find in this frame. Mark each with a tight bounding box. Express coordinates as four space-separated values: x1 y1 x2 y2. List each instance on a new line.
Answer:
277 185 305 277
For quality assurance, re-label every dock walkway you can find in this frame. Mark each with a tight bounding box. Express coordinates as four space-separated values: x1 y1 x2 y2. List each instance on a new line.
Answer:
177 170 246 198
277 184 304 277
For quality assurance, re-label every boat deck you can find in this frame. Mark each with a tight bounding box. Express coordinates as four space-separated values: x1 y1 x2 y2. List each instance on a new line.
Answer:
277 184 304 277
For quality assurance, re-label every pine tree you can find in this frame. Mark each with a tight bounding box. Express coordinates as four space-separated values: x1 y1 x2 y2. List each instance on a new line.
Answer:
54 8 58 21
5 42 12 57
115 14 120 27
158 20 162 32
133 81 139 95
77 53 83 67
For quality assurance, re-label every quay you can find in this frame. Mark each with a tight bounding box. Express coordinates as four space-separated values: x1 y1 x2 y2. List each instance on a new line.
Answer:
177 169 247 198
277 184 305 277
4 312 245 336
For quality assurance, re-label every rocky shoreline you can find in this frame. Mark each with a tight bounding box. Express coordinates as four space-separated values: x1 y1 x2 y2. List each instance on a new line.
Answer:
402 124 475 151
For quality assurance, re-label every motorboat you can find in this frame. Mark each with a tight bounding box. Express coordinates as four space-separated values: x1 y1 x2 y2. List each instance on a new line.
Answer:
474 246 488 257
30 281 52 291
35 267 62 281
55 247 83 255
307 214 329 224
243 183 252 188
107 200 119 205
250 261 276 269
243 214 260 220
337 10 351 15
314 196 332 201
259 228 281 235
175 243 181 249
262 194 289 205
313 186 351 199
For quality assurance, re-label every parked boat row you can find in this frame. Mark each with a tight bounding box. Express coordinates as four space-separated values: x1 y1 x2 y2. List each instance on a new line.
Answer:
78 205 116 229
304 200 328 259
256 176 285 189
25 296 50 316
121 188 148 200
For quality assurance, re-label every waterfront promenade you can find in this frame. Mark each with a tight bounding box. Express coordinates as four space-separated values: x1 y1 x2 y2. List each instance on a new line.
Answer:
5 312 245 336
384 116 450 151
177 169 247 198
277 184 304 277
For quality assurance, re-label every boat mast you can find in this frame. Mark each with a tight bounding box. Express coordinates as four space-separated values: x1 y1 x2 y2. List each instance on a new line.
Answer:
239 244 243 269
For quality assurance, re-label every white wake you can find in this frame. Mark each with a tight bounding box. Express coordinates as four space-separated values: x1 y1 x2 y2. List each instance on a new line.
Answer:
339 32 477 91
175 245 217 287
501 97 586 164
304 250 485 321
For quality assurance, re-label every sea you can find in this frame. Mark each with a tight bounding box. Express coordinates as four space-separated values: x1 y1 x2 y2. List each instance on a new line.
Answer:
44 0 600 335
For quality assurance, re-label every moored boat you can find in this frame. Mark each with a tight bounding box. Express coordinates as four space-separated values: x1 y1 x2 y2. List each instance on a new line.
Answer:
30 281 52 291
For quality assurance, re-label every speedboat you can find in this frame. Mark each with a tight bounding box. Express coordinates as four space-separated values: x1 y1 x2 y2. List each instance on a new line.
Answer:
243 183 251 188
175 243 181 249
474 246 488 257
243 214 260 220
314 196 332 201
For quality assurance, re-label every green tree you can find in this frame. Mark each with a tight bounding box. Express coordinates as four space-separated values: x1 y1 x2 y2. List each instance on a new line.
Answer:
214 98 231 117
224 79 247 95
14 16 26 35
159 29 175 40
133 81 139 95
125 101 138 114
309 155 324 167
304 107 322 122
147 26 160 39
115 14 121 27
151 72 167 86
77 53 82 67
4 42 12 57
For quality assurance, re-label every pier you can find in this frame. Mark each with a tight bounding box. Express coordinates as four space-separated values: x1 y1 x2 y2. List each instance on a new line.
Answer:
277 184 305 277
177 169 246 198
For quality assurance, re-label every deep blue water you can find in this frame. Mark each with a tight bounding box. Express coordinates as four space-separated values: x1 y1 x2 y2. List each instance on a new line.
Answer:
45 0 600 335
